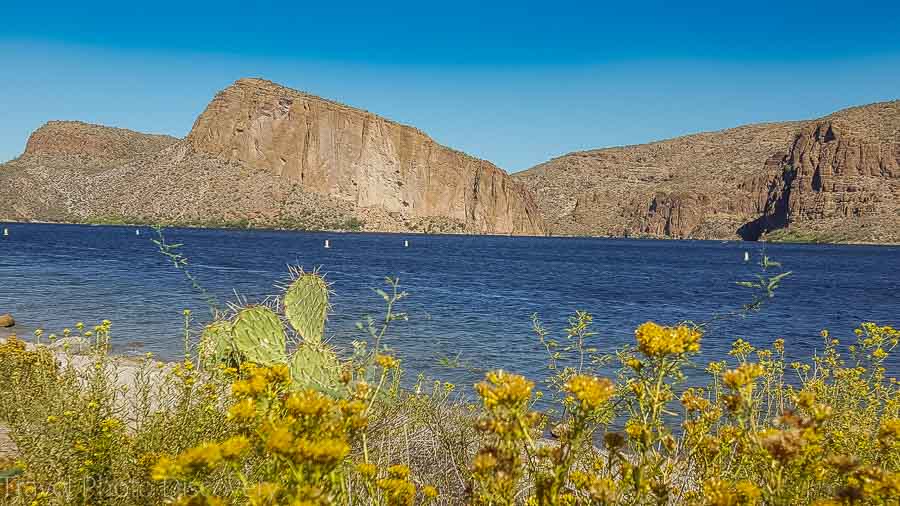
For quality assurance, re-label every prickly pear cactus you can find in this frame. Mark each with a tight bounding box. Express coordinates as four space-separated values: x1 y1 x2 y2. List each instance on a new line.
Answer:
290 343 342 394
283 272 330 344
199 320 234 367
231 306 288 365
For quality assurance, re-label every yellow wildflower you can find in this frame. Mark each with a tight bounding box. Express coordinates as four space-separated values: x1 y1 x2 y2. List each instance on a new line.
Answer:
681 388 711 412
227 398 257 422
294 437 350 465
723 363 764 390
151 456 181 481
264 425 295 455
773 338 785 353
634 322 701 358
267 363 291 384
219 436 250 461
231 379 252 397
625 357 643 371
356 462 378 479
879 419 900 448
375 354 401 370
625 420 650 445
387 464 411 480
704 478 760 506
565 374 615 412
285 389 332 418
376 476 416 506
472 450 498 473
100 418 121 432
474 370 534 410
571 471 617 503
248 372 268 394
730 338 754 358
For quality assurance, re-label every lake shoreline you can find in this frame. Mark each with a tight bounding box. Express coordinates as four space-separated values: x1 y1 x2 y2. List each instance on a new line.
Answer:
2 218 898 247
2 222 898 384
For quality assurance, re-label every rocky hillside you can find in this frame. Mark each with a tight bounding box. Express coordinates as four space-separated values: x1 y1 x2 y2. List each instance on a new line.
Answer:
0 79 544 236
515 101 900 243
23 120 178 167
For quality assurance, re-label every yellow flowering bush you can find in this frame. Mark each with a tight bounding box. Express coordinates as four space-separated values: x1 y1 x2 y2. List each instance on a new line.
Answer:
152 362 438 506
0 260 897 505
466 320 900 506
0 321 233 505
0 336 56 393
154 363 360 503
634 321 702 358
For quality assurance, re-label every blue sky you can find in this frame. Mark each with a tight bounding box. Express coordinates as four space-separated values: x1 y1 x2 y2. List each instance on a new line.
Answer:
2 1 899 171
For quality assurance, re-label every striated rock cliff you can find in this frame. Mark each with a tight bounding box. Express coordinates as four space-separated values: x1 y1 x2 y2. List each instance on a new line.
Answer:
0 79 544 236
515 101 900 243
186 78 543 235
741 103 900 242
515 121 802 239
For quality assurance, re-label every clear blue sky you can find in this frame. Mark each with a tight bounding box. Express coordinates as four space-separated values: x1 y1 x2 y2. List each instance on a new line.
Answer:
2 1 899 171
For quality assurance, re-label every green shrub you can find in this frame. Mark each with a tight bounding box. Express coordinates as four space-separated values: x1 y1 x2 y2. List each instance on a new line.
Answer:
1 267 898 505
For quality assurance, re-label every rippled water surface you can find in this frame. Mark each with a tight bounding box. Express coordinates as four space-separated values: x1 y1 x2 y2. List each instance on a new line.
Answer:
1 223 898 386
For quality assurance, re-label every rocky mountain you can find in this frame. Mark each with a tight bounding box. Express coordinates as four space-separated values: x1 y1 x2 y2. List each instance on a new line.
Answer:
3 81 896 243
0 79 544 236
514 101 900 243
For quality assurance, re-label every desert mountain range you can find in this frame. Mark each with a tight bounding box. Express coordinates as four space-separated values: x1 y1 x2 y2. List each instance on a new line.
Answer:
1 78 897 243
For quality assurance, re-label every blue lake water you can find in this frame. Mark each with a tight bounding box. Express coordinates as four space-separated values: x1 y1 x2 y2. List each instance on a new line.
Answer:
1 223 898 388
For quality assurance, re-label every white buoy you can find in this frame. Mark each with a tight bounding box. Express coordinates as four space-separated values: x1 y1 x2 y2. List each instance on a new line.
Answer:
743 251 750 262
324 239 331 249
404 240 409 248
2 228 7 237
135 229 140 236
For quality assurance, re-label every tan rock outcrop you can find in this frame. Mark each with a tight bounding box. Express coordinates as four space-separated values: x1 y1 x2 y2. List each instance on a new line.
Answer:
24 121 177 164
187 79 544 235
0 79 544 236
516 100 900 243
743 109 900 242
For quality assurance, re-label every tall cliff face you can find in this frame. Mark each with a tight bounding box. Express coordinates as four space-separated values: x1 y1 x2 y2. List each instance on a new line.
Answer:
187 78 544 235
516 101 900 243
741 103 900 242
0 79 544 235
515 121 801 239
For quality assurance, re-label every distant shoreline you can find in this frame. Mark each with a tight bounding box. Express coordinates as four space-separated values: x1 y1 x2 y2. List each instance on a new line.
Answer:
2 217 899 247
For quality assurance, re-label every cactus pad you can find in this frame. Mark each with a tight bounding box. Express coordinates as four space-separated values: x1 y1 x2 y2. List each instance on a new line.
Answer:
290 343 342 394
284 272 330 344
231 306 288 365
